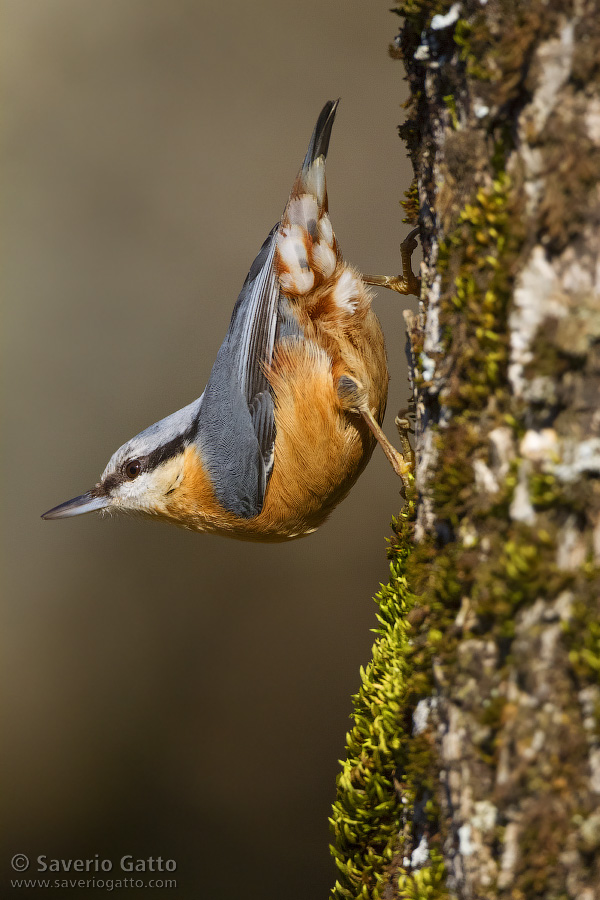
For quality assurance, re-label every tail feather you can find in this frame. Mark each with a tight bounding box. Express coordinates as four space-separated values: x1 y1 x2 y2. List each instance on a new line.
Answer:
276 101 341 298
287 99 339 210
301 99 339 175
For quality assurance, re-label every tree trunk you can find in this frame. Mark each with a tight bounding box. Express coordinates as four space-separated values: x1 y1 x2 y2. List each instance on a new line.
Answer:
330 1 600 897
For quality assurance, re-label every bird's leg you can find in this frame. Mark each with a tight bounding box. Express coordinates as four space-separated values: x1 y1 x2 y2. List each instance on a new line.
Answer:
337 377 414 497
359 407 413 497
362 227 421 297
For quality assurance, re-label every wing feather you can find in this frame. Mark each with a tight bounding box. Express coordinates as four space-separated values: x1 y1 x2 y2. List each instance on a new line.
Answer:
225 225 280 467
197 226 287 518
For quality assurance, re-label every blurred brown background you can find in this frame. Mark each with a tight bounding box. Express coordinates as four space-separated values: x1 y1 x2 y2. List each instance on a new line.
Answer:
2 1 414 897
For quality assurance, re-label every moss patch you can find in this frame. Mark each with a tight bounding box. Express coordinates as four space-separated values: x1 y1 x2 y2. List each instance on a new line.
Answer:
402 177 420 225
329 488 449 900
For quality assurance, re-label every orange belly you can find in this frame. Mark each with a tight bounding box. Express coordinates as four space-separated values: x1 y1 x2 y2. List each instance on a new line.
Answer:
163 307 388 541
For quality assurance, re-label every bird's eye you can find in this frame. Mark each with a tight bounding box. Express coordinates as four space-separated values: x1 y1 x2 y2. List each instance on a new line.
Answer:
124 459 142 480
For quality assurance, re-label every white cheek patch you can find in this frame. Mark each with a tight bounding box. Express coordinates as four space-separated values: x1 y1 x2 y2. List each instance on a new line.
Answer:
112 471 155 510
318 214 334 247
312 241 336 278
287 195 319 238
110 457 185 513
331 269 361 312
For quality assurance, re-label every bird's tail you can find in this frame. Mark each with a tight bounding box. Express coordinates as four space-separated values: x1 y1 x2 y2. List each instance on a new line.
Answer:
298 99 338 198
286 99 339 213
276 101 341 297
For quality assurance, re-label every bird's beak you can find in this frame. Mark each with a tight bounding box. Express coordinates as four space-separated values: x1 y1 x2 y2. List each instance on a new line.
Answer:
41 491 109 520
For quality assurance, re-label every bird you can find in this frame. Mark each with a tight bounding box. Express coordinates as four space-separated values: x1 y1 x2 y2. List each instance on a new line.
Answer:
42 100 420 541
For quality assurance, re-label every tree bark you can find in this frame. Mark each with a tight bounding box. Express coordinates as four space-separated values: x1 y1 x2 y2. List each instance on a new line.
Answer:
330 1 600 898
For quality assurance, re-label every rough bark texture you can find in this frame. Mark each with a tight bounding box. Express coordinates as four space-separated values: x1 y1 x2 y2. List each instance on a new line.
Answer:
398 0 600 896
330 1 600 898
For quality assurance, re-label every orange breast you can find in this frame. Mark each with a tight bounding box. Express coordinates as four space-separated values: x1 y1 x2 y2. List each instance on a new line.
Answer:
164 302 388 542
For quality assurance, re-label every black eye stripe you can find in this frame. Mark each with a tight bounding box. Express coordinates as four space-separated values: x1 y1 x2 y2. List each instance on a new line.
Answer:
98 422 197 496
99 457 147 494
145 432 190 470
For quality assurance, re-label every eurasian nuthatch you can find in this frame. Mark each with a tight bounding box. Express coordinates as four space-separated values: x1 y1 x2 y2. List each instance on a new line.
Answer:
42 100 420 541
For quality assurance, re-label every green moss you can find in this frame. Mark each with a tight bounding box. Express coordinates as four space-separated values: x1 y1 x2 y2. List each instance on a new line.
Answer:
436 172 523 412
329 493 415 900
397 848 448 899
392 0 453 35
442 95 459 130
528 472 564 511
430 423 483 526
402 178 420 225
471 528 573 644
329 487 449 900
565 582 600 689
453 18 494 81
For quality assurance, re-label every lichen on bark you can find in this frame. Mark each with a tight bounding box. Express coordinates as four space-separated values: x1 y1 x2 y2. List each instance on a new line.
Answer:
330 0 600 897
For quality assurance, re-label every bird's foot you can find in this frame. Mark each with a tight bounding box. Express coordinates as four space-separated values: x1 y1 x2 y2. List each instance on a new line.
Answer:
362 227 421 297
394 410 415 489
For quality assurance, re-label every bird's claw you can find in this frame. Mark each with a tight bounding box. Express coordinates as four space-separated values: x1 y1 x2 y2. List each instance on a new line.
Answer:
362 227 421 298
395 414 415 495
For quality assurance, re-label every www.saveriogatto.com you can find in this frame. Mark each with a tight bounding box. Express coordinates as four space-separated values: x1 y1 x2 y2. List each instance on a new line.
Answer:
9 853 177 891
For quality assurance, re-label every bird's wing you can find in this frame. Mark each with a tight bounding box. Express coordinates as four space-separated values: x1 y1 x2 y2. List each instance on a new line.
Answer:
229 224 280 460
197 102 339 519
197 226 290 519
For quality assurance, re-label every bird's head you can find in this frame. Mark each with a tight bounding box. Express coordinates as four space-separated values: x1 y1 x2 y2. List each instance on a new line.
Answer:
42 399 203 523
